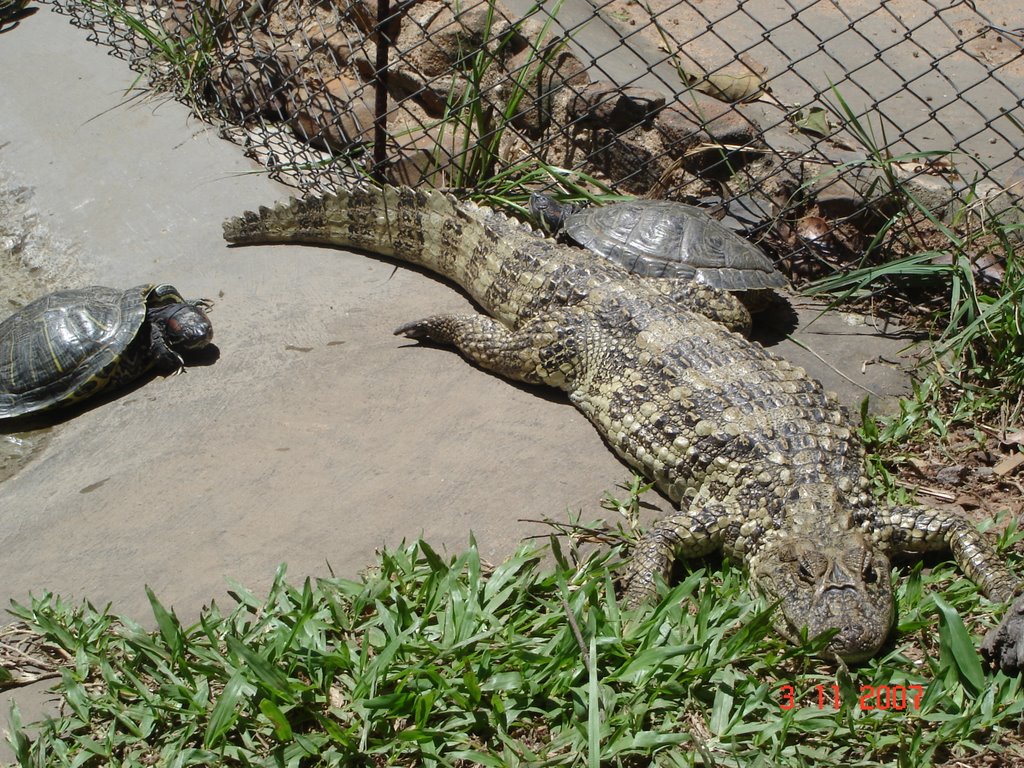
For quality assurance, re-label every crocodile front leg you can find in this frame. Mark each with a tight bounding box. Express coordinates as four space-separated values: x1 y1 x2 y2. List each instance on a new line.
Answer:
394 310 588 390
883 504 1023 674
621 510 726 607
882 505 1019 602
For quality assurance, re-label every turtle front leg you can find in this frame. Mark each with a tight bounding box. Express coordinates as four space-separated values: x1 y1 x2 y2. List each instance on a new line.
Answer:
394 310 588 390
147 322 185 373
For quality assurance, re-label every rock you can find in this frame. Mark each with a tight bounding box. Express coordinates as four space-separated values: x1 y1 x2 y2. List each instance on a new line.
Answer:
349 53 450 117
657 95 758 146
162 0 246 39
653 95 762 178
653 103 705 154
584 126 665 194
569 81 665 131
982 592 1024 675
384 123 482 186
657 90 759 146
400 0 525 78
206 36 292 121
290 77 376 152
302 21 360 69
806 159 891 219
934 464 968 485
506 45 589 135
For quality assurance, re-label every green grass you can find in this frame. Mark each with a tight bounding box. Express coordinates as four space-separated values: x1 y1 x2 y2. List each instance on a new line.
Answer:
431 0 565 189
11 14 1020 762
5 498 1024 767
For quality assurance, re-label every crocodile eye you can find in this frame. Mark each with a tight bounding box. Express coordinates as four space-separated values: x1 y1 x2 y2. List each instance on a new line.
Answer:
795 552 826 584
864 557 888 585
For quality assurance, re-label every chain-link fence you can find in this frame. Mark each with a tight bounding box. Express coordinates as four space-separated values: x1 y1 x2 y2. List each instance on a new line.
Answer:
42 0 1024 280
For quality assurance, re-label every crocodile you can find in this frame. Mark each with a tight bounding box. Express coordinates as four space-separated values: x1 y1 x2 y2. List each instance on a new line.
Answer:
223 183 1023 669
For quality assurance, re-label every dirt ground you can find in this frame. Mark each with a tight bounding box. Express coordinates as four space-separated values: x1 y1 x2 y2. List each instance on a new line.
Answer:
0 2 1019 758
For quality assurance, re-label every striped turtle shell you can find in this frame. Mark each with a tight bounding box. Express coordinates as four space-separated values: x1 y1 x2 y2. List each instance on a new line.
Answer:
0 284 208 418
532 195 787 292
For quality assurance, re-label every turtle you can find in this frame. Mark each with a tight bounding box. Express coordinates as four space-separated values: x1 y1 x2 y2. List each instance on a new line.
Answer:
529 193 788 294
0 284 213 419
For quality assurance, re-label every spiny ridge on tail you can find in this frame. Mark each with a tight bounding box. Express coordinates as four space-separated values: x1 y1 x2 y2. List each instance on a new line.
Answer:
222 183 546 247
222 194 333 245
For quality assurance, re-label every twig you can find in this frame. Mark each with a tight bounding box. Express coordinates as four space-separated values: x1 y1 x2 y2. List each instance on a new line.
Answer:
559 597 590 668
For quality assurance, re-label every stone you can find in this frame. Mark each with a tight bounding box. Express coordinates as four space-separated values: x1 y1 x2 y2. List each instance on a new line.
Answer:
206 36 291 121
569 81 665 131
656 91 759 149
162 0 245 39
349 52 450 117
584 126 666 194
400 0 524 78
506 44 589 135
290 76 376 152
384 123 481 186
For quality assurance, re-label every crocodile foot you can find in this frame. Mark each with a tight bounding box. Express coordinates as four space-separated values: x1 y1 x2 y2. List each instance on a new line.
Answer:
981 593 1024 675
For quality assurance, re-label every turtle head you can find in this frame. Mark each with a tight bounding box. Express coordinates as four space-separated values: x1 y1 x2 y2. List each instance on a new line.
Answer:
145 287 214 370
529 193 578 234
152 300 214 352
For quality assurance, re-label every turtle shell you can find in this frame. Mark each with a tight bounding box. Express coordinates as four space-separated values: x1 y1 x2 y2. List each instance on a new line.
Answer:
563 199 787 291
0 284 161 418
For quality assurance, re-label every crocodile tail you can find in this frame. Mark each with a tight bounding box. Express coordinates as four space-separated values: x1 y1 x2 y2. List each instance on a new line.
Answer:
222 184 487 268
222 184 553 305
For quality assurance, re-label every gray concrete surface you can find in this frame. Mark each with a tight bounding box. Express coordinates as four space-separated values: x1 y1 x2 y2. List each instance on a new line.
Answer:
0 4 631 608
0 5 913 754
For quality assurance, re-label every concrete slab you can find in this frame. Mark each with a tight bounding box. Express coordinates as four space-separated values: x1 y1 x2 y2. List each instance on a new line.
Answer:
0 3 637 618
0 5 913 755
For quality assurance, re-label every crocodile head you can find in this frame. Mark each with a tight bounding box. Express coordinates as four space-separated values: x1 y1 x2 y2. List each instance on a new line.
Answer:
749 488 894 662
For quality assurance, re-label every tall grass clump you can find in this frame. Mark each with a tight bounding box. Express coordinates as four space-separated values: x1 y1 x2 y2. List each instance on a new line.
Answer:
429 0 567 191
82 0 221 112
806 89 1024 450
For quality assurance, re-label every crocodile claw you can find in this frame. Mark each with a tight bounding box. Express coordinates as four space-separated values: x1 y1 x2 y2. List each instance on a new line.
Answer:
981 594 1024 675
393 320 430 339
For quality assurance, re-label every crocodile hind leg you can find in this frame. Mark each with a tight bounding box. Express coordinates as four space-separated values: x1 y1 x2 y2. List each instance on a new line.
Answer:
650 278 752 335
394 311 587 390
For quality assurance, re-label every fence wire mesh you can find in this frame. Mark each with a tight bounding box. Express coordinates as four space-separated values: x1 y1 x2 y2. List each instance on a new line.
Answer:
41 0 1024 281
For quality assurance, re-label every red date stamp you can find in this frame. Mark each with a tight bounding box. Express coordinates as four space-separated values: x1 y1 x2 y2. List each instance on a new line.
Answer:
778 684 925 711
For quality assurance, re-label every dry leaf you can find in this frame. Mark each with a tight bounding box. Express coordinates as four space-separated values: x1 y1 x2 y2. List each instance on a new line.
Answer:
694 72 766 103
1002 430 1024 446
993 453 1024 477
790 107 831 138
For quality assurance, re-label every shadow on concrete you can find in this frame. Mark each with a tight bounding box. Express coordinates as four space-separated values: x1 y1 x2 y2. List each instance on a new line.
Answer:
0 344 222 434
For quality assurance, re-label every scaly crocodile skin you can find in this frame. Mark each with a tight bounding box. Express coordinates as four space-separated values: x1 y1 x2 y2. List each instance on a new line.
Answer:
224 184 1020 665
